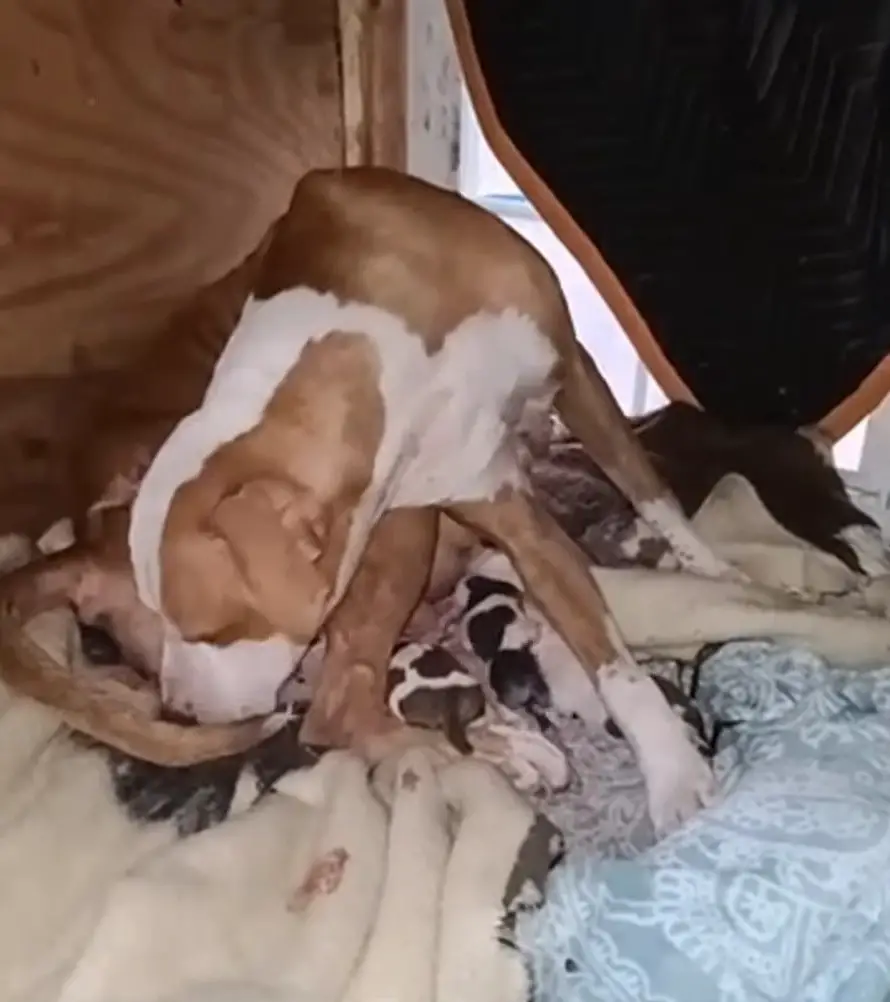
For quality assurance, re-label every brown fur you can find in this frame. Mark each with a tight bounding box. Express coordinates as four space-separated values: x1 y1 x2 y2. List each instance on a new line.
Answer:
149 168 728 761
0 238 277 764
0 167 727 768
300 507 438 748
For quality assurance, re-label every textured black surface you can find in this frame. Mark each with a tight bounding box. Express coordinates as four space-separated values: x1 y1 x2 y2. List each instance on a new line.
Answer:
101 710 320 836
463 0 890 426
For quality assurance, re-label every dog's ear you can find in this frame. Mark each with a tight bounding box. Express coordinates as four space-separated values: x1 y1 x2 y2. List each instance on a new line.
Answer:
208 477 332 641
211 478 329 565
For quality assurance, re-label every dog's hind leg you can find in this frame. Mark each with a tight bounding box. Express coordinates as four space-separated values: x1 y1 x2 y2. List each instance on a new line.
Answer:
299 507 440 754
556 348 740 580
447 488 716 835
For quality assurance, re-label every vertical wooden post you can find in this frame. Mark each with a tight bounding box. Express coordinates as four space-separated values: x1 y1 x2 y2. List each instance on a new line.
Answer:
337 0 407 170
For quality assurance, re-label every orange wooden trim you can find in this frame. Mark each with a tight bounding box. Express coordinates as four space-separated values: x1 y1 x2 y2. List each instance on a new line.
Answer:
446 0 890 440
818 353 890 441
445 0 695 410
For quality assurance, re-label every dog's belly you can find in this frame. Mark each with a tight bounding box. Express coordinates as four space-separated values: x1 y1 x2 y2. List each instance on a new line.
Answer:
328 308 558 611
386 310 558 508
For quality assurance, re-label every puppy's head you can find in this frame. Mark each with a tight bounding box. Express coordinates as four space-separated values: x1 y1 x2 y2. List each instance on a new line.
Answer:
160 474 334 649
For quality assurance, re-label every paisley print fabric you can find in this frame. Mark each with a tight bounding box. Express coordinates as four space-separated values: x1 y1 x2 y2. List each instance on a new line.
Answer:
521 642 890 1002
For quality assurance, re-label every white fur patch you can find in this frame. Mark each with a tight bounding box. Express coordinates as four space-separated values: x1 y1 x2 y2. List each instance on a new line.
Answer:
456 587 541 654
387 643 479 719
596 660 716 835
331 303 558 603
130 288 557 723
617 518 654 559
639 497 737 578
160 628 302 723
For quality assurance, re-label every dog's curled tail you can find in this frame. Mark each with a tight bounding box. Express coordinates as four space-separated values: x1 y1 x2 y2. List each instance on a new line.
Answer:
0 601 281 766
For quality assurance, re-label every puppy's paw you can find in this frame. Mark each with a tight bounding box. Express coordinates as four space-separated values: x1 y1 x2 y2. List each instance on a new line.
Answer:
469 710 570 793
644 741 718 837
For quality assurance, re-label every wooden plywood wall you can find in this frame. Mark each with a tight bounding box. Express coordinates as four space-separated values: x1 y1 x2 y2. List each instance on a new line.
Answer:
0 0 415 537
0 0 344 377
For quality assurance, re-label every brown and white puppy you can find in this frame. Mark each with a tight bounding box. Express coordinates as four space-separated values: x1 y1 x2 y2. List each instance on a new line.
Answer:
386 641 486 754
0 168 731 832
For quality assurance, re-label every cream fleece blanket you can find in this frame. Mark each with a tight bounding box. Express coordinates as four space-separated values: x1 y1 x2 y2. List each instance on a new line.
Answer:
0 530 554 1002
56 749 545 1002
3 472 890 1002
0 678 545 1002
593 472 890 666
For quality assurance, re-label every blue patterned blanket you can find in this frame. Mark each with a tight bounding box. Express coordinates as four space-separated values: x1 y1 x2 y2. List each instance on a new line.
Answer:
522 642 890 1002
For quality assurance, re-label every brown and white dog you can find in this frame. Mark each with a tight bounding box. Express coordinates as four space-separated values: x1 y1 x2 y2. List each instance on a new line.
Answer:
0 168 736 831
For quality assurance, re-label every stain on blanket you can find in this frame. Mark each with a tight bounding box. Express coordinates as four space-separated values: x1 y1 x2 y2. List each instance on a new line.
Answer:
288 846 350 912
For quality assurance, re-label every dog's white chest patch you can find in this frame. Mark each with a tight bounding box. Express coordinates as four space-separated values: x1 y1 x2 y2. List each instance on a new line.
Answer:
377 309 558 508
330 307 558 600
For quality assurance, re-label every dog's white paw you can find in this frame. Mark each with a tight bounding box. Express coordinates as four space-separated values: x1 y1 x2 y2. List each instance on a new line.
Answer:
643 740 718 837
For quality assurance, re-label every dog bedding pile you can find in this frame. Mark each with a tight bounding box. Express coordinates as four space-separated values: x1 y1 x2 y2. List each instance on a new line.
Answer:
5 434 890 1000
0 560 561 1002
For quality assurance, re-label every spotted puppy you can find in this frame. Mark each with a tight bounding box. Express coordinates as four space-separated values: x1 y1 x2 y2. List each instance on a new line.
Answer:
452 568 551 726
455 550 711 753
386 641 486 754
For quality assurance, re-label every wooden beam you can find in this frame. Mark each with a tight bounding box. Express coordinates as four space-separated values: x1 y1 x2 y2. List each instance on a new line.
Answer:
337 0 407 170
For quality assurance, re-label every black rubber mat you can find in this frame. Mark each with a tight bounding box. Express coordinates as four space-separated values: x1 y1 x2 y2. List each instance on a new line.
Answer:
462 0 890 426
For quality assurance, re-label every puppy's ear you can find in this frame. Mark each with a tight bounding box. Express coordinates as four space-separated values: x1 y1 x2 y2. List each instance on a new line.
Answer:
209 478 332 640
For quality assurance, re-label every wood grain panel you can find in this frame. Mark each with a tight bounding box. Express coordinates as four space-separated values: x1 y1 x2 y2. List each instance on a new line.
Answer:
0 375 97 535
338 0 406 169
0 0 342 376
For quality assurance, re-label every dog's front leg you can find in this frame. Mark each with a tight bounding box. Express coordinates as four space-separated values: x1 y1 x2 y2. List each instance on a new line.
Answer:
300 507 440 754
447 488 717 835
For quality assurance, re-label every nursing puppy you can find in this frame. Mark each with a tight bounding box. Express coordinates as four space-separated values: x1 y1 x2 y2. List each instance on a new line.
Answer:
455 549 710 752
386 641 485 754
0 168 730 831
